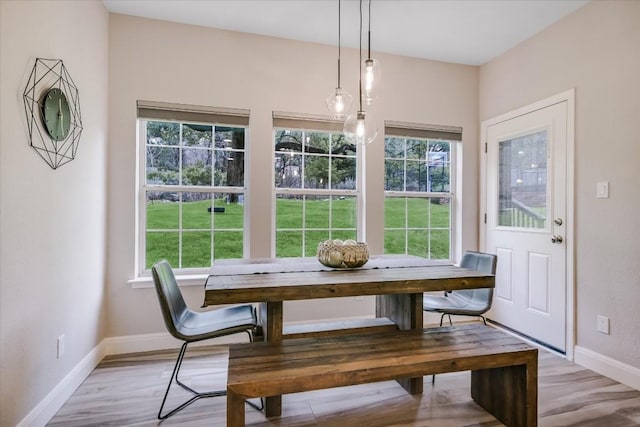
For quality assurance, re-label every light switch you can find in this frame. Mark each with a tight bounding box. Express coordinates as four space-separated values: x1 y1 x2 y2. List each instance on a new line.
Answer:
596 181 609 198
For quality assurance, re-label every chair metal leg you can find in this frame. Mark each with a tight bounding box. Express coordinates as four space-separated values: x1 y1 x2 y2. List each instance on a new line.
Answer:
158 341 226 420
158 338 262 420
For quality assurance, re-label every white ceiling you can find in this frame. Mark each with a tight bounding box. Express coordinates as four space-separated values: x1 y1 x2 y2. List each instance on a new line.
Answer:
102 0 589 65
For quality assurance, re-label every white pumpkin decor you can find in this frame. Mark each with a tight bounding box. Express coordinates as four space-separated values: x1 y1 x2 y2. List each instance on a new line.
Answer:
317 239 369 268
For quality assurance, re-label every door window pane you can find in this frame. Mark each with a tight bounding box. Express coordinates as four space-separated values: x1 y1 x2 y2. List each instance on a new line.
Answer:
498 130 548 228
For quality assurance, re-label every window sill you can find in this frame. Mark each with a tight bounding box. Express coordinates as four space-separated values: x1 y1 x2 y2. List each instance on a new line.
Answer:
128 273 208 289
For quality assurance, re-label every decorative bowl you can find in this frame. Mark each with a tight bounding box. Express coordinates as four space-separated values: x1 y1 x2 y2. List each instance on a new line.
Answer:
317 239 369 269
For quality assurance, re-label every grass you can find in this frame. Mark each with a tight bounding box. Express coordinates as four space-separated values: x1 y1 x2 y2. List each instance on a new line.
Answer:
146 198 450 269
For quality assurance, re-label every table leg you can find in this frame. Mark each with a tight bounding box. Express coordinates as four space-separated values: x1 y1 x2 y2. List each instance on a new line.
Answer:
376 293 423 394
259 301 283 417
226 389 245 427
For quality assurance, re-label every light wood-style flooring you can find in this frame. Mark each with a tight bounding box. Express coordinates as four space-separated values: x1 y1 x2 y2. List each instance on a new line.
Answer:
48 334 640 426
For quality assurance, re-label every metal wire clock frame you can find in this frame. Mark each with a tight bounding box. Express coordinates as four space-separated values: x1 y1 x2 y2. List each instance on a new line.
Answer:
23 58 83 170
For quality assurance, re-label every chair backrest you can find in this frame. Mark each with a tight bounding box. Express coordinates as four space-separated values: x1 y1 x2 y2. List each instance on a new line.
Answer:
151 260 190 340
456 251 498 308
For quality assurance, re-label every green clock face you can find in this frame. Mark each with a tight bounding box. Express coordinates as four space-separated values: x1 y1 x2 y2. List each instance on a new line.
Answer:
41 87 71 141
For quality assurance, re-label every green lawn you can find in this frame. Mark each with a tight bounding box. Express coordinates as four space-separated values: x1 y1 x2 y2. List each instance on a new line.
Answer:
146 197 450 268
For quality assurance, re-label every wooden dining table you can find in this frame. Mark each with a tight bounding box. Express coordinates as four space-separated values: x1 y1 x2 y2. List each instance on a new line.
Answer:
203 255 495 417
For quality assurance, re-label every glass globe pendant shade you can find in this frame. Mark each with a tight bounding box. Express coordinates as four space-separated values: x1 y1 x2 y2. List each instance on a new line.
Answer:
362 58 381 105
344 110 378 145
325 87 353 120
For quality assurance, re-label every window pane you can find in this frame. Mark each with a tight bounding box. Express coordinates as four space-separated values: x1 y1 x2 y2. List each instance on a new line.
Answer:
331 157 356 190
331 196 357 229
182 231 211 267
146 231 178 269
384 230 406 254
183 124 212 147
214 231 243 259
213 193 244 229
430 199 450 228
216 127 245 150
384 137 404 159
182 192 211 229
183 148 212 186
147 121 179 146
276 231 303 258
498 130 547 228
214 149 242 187
146 192 179 229
430 229 450 259
384 197 406 228
406 160 428 191
305 132 330 153
146 146 179 185
276 195 303 229
304 155 329 189
406 139 427 160
407 198 428 228
305 231 329 256
427 146 450 192
407 230 429 258
275 130 303 153
305 196 329 229
385 160 404 191
274 153 302 188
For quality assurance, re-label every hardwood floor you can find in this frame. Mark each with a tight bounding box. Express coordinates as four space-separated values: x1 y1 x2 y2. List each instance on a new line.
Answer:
48 335 640 426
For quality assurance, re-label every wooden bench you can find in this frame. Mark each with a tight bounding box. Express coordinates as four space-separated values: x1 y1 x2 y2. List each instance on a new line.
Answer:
227 324 538 427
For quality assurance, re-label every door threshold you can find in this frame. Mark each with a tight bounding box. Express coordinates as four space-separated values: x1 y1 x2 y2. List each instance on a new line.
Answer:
487 319 565 357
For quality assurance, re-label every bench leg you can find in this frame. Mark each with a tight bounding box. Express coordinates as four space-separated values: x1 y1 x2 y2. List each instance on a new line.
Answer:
227 389 245 427
470 361 537 427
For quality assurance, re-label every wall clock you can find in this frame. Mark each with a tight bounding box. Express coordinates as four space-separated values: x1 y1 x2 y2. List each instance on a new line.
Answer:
23 58 83 169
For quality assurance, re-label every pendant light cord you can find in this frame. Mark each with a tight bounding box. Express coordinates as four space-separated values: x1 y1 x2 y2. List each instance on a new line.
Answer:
367 0 371 60
338 0 342 88
359 0 363 111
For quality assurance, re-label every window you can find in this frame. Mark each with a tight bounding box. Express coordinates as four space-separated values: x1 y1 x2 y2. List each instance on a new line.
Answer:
384 121 461 259
273 112 358 257
137 101 249 274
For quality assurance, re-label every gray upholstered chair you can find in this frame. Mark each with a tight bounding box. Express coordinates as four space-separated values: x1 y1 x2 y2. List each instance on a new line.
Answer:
423 251 497 327
151 260 259 420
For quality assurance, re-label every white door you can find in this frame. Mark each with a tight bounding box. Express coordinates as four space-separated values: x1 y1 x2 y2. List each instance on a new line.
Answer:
484 100 569 352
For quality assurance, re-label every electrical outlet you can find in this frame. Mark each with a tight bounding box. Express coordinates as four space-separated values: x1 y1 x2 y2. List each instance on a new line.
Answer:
57 334 65 358
596 315 610 335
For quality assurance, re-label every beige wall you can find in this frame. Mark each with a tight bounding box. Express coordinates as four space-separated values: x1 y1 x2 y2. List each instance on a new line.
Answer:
106 14 479 336
0 1 109 426
480 0 640 368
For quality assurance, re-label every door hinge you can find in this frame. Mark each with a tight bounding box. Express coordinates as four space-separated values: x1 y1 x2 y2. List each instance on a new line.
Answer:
485 142 488 153
484 213 487 224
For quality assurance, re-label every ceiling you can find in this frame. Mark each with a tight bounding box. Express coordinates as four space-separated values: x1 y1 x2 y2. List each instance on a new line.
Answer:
102 0 589 66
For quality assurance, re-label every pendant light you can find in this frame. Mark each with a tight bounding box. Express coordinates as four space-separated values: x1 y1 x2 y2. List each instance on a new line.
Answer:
344 0 378 145
362 0 381 105
325 0 353 119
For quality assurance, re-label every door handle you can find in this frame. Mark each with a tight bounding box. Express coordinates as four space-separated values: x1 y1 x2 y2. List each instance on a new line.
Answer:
554 218 563 226
551 235 563 244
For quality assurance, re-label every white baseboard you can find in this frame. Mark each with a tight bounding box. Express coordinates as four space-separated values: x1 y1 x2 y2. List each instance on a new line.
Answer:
102 331 251 356
574 345 640 391
16 343 106 427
